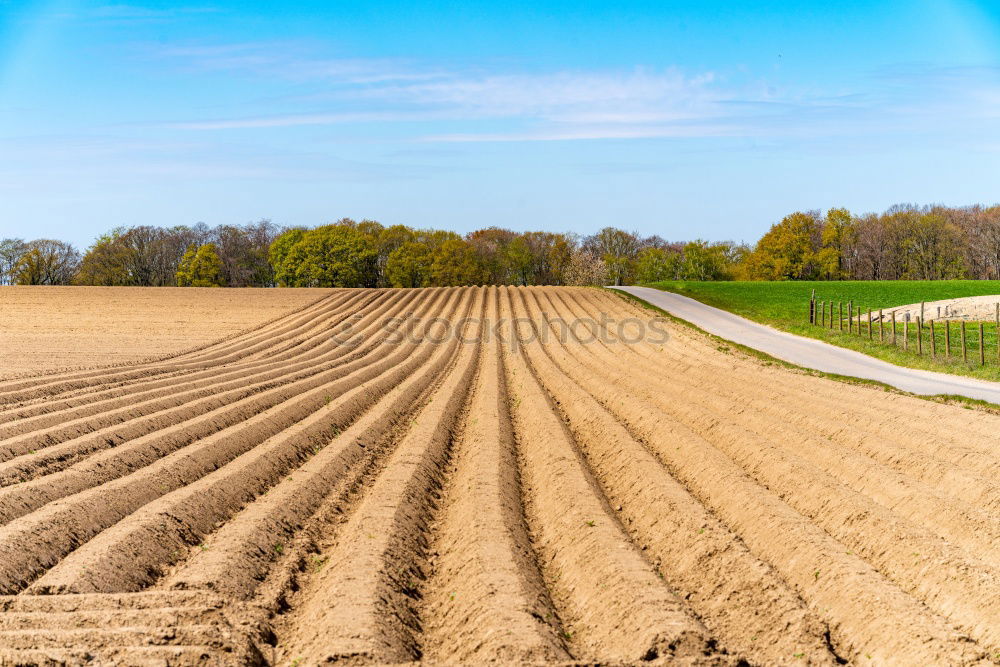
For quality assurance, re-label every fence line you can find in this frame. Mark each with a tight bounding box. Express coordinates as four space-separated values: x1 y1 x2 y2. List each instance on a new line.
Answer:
807 295 998 367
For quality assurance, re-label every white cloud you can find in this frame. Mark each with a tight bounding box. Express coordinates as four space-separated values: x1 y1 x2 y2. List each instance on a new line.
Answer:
168 111 434 130
360 69 719 117
159 44 734 139
423 124 740 143
155 43 1000 144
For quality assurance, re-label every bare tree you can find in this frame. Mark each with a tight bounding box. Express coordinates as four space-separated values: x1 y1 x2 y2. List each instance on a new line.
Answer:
0 238 27 285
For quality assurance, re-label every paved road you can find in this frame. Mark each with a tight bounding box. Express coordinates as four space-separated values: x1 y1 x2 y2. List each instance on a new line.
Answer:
613 286 1000 404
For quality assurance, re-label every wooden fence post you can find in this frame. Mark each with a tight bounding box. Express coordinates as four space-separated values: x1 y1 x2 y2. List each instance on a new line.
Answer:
903 318 908 351
930 320 936 359
917 317 923 355
891 311 896 344
868 309 873 340
839 302 843 331
962 323 967 363
848 301 853 333
879 310 884 342
980 323 986 366
945 320 950 358
819 301 824 327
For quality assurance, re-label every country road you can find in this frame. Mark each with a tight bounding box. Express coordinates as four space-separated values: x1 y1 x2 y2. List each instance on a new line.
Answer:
612 285 1000 404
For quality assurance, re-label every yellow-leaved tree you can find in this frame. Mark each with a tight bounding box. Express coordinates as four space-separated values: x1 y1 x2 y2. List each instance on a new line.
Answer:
176 243 225 287
744 211 823 280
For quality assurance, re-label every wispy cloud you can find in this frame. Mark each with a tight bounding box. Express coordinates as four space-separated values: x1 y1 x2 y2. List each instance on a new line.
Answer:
35 4 221 25
153 42 1000 144
357 69 719 117
91 5 220 19
157 42 434 85
422 124 742 143
157 43 735 140
167 111 437 130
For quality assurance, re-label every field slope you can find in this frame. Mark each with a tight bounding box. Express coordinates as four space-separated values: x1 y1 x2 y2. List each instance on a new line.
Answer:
0 286 997 665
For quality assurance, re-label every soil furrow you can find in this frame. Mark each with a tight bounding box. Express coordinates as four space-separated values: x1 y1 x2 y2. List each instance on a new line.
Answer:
173 290 476 603
418 287 571 665
0 290 440 524
2 286 998 663
272 288 485 664
0 295 446 594
501 287 723 665
596 288 1000 468
520 288 839 665
555 291 1000 651
558 291 1000 568
583 292 1000 515
0 290 410 461
535 295 983 663
0 289 386 430
0 291 352 405
0 289 365 402
28 296 468 597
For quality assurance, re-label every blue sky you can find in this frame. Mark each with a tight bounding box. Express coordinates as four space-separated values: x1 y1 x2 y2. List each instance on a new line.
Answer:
1 0 999 248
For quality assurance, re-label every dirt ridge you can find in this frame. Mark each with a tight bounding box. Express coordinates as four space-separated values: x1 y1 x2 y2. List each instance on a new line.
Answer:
1 286 998 665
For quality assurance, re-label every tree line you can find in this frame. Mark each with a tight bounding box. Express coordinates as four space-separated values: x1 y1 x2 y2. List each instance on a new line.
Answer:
743 204 1000 281
0 222 279 288
2 203 999 287
0 219 739 287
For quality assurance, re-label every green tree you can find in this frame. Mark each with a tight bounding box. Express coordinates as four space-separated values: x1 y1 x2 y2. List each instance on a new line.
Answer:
505 236 535 285
418 229 461 250
269 229 307 286
680 240 733 280
375 225 417 286
386 242 432 287
279 225 378 287
176 243 225 287
429 239 485 286
635 247 680 282
75 231 137 286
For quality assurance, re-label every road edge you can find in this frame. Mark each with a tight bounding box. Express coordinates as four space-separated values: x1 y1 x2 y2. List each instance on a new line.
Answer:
604 286 1000 415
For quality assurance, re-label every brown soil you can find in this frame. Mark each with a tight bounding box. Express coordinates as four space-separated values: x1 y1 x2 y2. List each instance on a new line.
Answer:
0 286 331 379
0 286 998 665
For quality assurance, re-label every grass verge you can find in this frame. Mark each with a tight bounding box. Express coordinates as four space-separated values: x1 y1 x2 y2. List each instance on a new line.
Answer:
646 280 1000 383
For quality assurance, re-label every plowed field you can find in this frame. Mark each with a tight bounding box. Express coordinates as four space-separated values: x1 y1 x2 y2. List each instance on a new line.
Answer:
0 286 330 379
1 286 998 665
